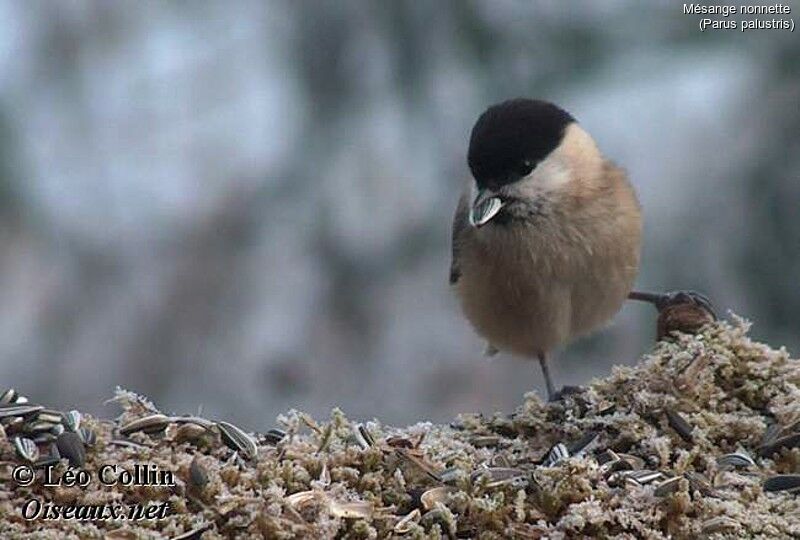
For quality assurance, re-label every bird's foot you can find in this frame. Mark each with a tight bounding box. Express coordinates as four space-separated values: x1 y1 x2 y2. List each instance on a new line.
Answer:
629 289 717 340
548 385 584 402
652 290 716 319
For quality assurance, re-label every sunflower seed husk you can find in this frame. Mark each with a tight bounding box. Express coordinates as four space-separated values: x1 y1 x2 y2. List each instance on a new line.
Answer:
421 486 456 510
0 388 17 404
13 436 39 462
189 457 208 488
701 516 740 534
15 395 29 404
62 410 81 432
218 421 258 460
51 424 65 436
119 414 170 436
0 404 44 419
763 474 800 493
56 431 86 467
394 509 422 533
329 499 373 519
286 490 318 507
541 443 569 467
666 409 694 443
717 451 756 469
654 476 683 497
759 433 800 458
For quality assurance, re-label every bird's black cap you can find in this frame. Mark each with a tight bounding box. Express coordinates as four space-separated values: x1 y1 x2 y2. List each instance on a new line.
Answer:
468 98 575 190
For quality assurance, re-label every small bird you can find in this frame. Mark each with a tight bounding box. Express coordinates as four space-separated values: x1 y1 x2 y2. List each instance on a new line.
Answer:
450 98 712 400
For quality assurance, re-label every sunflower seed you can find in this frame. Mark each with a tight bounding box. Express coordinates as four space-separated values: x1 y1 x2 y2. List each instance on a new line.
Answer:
51 424 65 436
36 410 64 424
761 423 782 446
264 428 286 445
617 453 646 470
759 433 800 458
685 471 720 498
0 404 44 419
32 433 56 445
13 436 39 462
541 443 569 467
218 421 258 460
56 431 86 467
119 414 170 436
173 423 208 443
79 427 97 446
33 456 61 469
623 470 664 486
717 451 755 469
665 409 694 443
0 388 17 404
470 435 501 448
170 415 216 430
567 431 599 456
596 449 620 467
26 421 57 434
763 474 800 493
189 457 208 488
62 410 81 432
471 467 527 488
109 439 147 450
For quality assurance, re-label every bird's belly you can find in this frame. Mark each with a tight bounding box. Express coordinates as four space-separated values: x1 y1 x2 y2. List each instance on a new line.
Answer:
456 255 571 357
456 234 636 357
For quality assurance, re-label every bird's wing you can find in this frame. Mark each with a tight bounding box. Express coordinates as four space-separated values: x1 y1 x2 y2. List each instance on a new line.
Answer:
449 194 469 285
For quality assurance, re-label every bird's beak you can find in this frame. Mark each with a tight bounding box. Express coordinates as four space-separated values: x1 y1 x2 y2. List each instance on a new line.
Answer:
469 189 505 228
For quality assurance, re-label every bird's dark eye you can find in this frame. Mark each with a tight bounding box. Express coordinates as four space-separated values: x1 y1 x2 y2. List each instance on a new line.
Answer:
516 160 535 177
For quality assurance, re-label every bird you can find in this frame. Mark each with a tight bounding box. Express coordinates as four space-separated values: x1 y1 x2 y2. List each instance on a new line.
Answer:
450 98 714 400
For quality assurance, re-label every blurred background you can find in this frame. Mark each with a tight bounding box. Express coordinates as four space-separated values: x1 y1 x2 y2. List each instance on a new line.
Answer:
0 1 797 429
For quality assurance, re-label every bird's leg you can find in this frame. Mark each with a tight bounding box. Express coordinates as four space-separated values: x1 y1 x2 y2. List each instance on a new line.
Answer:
537 353 556 401
628 290 717 318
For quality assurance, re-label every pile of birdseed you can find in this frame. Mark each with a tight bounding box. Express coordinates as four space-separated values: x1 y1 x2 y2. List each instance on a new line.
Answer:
1 317 799 539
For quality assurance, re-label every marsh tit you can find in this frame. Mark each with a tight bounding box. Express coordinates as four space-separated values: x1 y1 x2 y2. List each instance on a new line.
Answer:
450 98 713 400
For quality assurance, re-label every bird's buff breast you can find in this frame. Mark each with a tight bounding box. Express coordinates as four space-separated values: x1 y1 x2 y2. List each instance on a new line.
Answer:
455 220 638 358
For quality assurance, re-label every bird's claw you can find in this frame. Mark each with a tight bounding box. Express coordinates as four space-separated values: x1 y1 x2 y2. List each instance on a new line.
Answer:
548 385 584 402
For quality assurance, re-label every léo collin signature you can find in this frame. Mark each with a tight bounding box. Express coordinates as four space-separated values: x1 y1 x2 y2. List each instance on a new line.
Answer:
34 463 176 488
